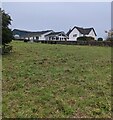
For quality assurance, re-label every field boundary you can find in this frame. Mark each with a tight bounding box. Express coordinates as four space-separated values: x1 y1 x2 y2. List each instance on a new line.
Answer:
37 41 113 47
15 39 113 47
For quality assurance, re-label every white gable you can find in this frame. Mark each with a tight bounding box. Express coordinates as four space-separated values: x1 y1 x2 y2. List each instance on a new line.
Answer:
86 29 96 40
39 31 53 40
68 27 97 41
67 28 82 41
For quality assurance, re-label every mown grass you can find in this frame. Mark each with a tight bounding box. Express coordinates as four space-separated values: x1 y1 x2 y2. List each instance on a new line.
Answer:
2 41 111 118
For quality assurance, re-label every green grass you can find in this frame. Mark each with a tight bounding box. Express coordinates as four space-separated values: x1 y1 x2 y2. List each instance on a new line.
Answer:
2 41 111 118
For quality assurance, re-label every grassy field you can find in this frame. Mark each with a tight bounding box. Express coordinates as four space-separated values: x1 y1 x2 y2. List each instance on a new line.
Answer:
2 41 111 118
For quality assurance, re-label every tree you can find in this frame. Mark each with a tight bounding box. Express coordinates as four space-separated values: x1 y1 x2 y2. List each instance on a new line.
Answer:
2 10 13 45
106 37 113 41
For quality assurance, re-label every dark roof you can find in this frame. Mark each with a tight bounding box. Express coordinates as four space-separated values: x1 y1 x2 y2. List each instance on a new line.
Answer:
37 30 53 34
46 32 62 36
23 30 53 37
67 26 97 36
45 31 68 37
13 29 53 37
67 29 72 36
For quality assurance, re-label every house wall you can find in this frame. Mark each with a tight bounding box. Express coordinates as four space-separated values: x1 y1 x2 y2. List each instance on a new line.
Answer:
59 37 67 41
58 34 67 41
68 28 80 41
14 34 20 39
39 35 46 40
86 29 96 40
46 35 67 41
39 31 53 40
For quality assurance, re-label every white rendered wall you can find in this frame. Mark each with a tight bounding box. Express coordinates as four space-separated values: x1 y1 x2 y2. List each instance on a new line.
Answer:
39 31 53 40
68 28 80 41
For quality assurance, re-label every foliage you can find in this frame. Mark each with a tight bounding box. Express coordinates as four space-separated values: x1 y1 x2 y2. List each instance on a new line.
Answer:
77 36 95 41
2 45 12 54
24 39 30 42
2 10 13 45
2 41 111 118
106 37 113 41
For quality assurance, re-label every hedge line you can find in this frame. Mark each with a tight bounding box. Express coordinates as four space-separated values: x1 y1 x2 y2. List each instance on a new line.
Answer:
14 39 112 47
34 40 113 47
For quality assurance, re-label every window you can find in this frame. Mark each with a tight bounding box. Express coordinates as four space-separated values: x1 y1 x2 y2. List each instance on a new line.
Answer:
73 34 77 37
52 37 54 40
56 37 59 40
36 36 39 40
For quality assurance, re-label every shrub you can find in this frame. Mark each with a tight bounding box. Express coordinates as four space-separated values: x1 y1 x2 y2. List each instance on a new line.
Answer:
106 37 113 41
77 36 95 41
24 39 30 42
2 45 12 54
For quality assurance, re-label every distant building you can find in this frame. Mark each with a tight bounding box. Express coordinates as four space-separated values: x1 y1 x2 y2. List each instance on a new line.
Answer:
67 26 97 41
13 29 68 42
45 31 68 41
23 30 53 42
13 26 97 42
13 29 53 41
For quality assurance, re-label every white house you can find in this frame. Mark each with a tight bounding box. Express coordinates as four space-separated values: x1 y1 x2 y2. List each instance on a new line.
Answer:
13 29 68 41
13 27 97 42
24 30 53 42
13 29 53 41
67 26 97 41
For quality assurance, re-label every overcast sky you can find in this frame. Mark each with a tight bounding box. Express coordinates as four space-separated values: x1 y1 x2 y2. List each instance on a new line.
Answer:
2 2 111 38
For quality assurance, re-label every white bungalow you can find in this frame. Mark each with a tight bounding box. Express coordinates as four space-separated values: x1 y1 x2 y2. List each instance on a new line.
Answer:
13 29 53 41
67 26 97 41
24 30 53 42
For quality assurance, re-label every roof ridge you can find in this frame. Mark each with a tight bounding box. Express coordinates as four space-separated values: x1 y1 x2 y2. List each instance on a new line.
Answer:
67 26 96 36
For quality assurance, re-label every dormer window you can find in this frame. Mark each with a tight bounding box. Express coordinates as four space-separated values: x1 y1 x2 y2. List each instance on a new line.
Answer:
59 34 62 36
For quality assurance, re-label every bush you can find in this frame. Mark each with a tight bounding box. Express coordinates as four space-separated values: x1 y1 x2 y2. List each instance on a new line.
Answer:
24 39 30 42
77 36 95 41
2 45 12 54
106 37 113 41
97 38 103 41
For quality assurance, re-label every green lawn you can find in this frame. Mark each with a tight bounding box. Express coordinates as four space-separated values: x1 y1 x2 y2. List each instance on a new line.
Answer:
2 41 111 118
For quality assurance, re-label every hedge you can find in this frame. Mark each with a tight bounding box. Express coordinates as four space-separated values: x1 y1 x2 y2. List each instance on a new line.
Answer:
34 40 112 47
